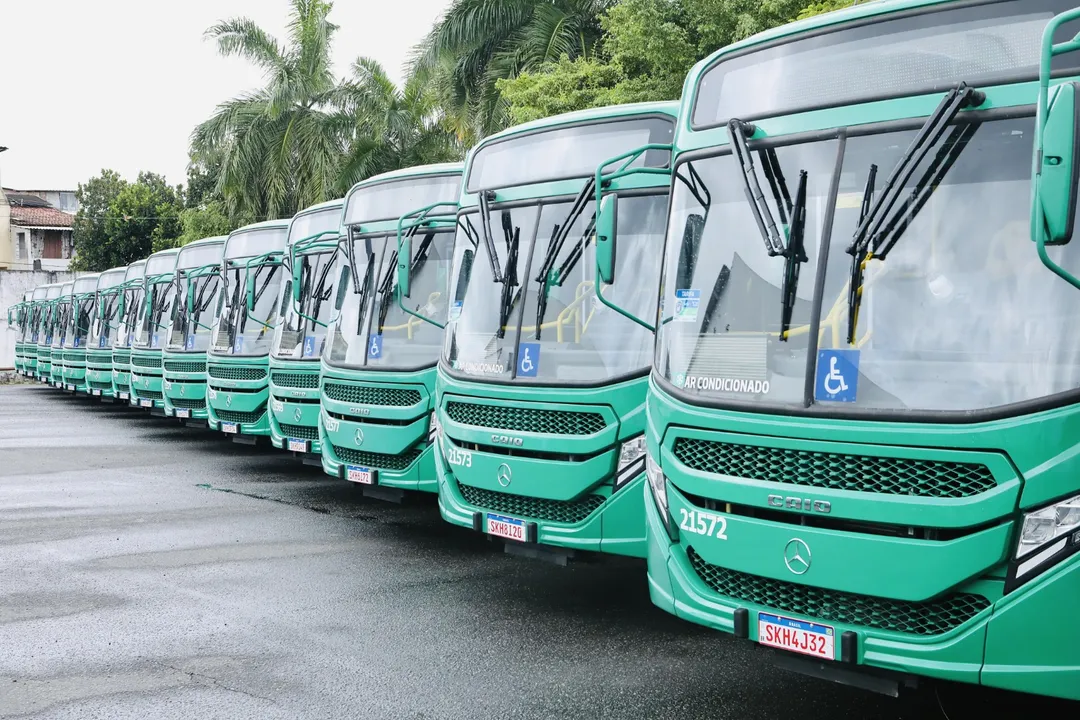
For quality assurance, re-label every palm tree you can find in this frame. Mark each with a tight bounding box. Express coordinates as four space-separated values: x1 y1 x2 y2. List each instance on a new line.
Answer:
191 0 349 221
335 58 463 194
411 0 611 141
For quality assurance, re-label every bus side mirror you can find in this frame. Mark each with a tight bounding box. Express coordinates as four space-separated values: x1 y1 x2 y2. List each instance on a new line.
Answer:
397 236 413 298
291 259 303 303
596 194 617 285
245 272 256 311
1034 81 1078 245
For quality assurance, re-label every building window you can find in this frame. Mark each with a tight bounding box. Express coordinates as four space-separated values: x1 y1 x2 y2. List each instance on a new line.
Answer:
16 232 26 260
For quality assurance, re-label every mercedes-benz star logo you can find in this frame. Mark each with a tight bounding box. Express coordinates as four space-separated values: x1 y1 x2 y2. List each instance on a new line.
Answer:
294 408 303 422
784 538 812 575
354 428 364 446
496 463 512 487
180 384 186 395
226 394 233 407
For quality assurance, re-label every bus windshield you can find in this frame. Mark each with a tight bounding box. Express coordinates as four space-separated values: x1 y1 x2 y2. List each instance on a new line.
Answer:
89 271 127 350
445 193 667 383
52 288 73 349
273 206 343 360
326 228 455 369
66 278 99 348
167 243 224 352
656 115 1080 413
212 228 288 357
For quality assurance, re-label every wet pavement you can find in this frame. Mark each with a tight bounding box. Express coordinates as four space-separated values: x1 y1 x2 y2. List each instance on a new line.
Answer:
0 383 1071 719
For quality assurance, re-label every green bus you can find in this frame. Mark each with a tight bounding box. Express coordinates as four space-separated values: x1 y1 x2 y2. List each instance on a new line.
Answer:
206 220 290 438
268 199 343 456
35 283 62 383
61 273 100 393
10 291 32 376
112 259 147 404
86 267 128 399
318 163 463 497
627 0 1080 701
130 248 180 411
421 105 674 557
162 236 228 422
49 281 74 389
23 286 47 378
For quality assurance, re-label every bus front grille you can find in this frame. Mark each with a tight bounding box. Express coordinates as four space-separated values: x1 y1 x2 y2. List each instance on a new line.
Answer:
323 383 420 406
686 547 989 636
280 423 318 440
457 483 605 524
165 360 206 373
671 439 996 499
332 445 422 471
216 409 265 424
272 372 319 389
445 401 605 436
208 366 266 381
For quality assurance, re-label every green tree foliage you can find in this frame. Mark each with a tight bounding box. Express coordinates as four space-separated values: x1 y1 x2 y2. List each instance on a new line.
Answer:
335 58 463 192
168 201 234 250
106 173 184 260
497 0 861 123
411 0 611 140
71 170 126 272
191 0 348 222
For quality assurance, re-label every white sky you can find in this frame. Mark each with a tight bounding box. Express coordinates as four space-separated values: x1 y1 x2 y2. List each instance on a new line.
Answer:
0 0 451 191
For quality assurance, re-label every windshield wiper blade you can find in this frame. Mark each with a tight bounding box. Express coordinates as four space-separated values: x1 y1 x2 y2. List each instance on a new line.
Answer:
495 211 521 340
354 242 375 338
845 82 984 344
376 249 398 334
728 119 786 257
846 164 877 345
779 171 809 341
478 191 504 283
308 252 337 331
532 178 596 340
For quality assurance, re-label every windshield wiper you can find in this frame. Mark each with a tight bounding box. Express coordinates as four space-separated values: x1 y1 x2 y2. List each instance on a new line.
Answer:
496 210 521 340
532 179 596 340
376 248 398 334
845 81 984 344
354 241 375 338
477 191 504 282
729 119 786 257
779 172 809 340
307 252 337 331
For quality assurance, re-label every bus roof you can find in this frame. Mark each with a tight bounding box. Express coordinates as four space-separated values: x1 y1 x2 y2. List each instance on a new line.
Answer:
60 281 74 295
346 162 464 194
230 218 291 235
183 235 228 248
478 101 680 147
294 198 343 217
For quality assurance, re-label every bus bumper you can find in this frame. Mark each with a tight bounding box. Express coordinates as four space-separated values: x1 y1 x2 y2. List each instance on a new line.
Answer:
434 441 647 558
319 408 434 492
645 488 1080 700
206 386 270 436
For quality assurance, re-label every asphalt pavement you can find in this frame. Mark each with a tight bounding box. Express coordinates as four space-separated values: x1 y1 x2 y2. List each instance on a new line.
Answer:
0 383 1070 719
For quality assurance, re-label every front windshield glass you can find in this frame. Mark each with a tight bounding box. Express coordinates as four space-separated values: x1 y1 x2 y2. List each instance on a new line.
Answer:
445 193 667 383
53 295 72 349
116 281 144 350
134 277 176 350
211 258 285 357
272 207 343 360
90 271 126 349
65 279 98 348
274 249 341 360
657 115 1080 413
167 243 224 352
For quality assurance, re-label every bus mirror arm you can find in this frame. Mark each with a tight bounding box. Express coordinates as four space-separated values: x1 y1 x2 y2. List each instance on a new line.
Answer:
1034 10 1080 289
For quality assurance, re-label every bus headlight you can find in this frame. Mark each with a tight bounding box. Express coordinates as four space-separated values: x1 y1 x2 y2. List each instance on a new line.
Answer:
614 436 646 489
645 450 667 515
1018 494 1080 558
428 411 442 445
1012 494 1080 585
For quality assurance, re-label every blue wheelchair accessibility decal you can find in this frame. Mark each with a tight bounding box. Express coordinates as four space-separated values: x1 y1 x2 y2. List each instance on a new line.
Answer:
233 336 244 354
99 336 107 348
73 337 80 348
303 335 317 358
815 349 859 403
368 334 383 360
186 334 196 351
517 342 540 378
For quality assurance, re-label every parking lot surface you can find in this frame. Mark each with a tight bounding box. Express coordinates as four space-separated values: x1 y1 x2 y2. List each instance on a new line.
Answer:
0 384 1069 719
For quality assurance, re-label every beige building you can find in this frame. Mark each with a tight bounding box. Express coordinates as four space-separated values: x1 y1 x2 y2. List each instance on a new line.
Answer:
0 188 76 271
